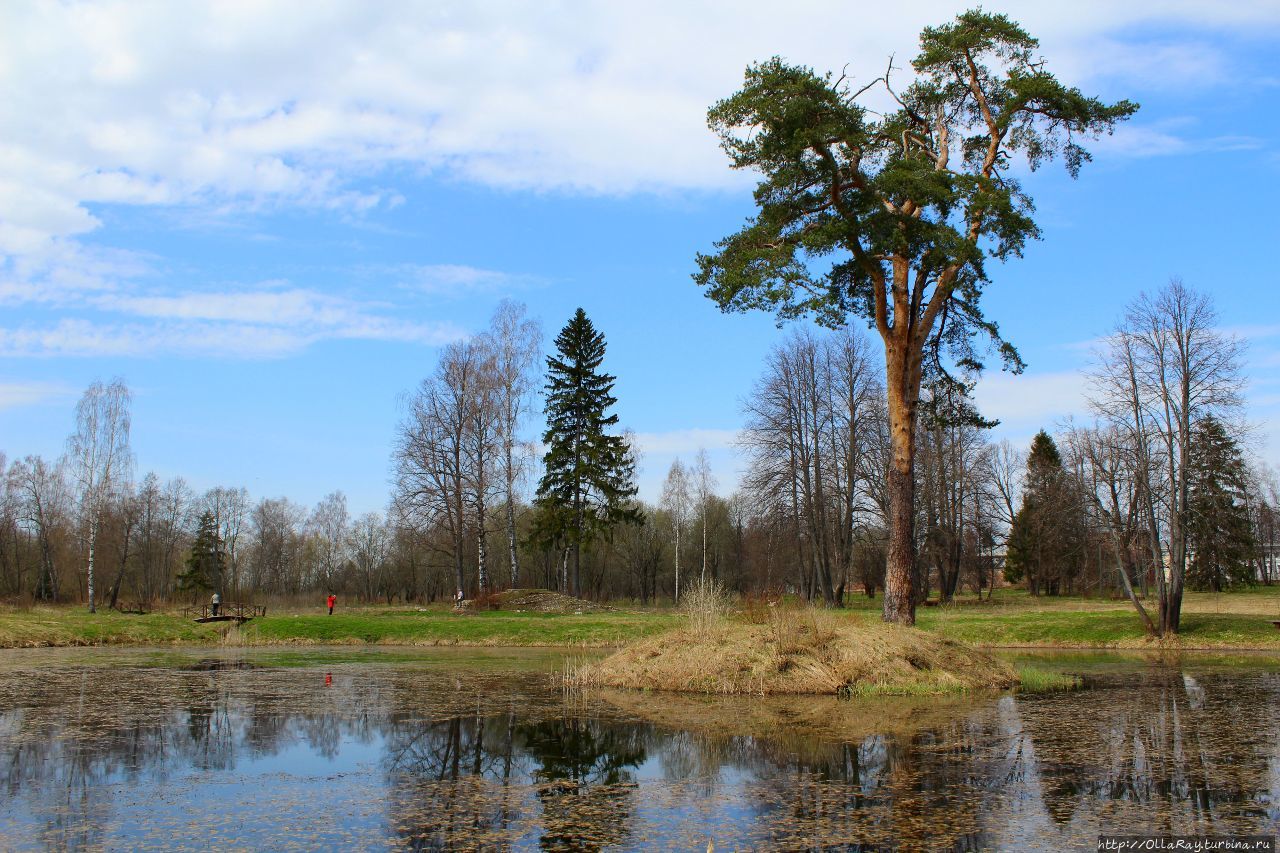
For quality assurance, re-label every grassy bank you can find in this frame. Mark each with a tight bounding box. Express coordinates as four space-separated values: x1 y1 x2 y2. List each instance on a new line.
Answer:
0 586 1276 651
911 586 1280 650
0 605 679 649
240 609 677 647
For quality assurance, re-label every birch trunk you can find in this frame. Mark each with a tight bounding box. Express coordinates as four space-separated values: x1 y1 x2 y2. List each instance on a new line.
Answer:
86 515 97 613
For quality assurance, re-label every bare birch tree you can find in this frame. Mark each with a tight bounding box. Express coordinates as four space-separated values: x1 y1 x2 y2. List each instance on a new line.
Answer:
478 301 542 588
65 379 133 612
660 459 690 602
395 340 500 600
692 449 716 584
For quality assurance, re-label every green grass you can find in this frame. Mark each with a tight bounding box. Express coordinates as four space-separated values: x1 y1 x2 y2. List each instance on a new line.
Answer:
1014 664 1083 693
0 605 679 649
242 609 679 647
912 591 1280 650
1 586 1277 651
0 607 222 648
835 665 1082 697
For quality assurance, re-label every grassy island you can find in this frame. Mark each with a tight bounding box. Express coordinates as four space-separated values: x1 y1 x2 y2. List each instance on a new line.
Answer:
568 610 1017 696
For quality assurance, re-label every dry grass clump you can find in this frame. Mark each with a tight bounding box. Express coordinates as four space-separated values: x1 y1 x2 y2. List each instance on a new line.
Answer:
739 589 783 624
681 579 733 636
570 605 1016 696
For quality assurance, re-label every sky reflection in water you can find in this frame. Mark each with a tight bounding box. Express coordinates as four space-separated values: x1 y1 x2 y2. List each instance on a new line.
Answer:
0 648 1276 850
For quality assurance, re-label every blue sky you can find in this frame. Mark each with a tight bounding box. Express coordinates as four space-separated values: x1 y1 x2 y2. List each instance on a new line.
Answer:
2 1 1279 515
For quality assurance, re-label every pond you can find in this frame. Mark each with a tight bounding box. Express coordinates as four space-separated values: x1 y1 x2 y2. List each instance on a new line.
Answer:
0 647 1276 850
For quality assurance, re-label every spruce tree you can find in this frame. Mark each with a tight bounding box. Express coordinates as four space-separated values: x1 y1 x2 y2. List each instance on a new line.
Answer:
1005 430 1082 595
176 510 226 598
535 308 640 597
1186 417 1255 591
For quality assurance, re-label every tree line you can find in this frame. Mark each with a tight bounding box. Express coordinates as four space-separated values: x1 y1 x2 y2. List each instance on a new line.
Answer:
1 282 1273 617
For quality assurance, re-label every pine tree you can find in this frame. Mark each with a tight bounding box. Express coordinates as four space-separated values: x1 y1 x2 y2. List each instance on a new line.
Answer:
534 308 640 597
176 510 226 598
1005 431 1082 595
1186 417 1255 591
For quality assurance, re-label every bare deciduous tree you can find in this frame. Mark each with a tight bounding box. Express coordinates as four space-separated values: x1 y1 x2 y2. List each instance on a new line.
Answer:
247 497 306 595
309 491 350 592
479 301 543 589
692 449 716 584
395 340 500 600
204 486 250 599
1091 279 1244 635
351 511 390 602
660 459 690 603
9 455 71 601
740 329 883 604
65 379 133 613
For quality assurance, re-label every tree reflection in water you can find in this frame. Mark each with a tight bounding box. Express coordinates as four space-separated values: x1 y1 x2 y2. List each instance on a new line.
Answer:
0 651 1275 850
382 714 646 850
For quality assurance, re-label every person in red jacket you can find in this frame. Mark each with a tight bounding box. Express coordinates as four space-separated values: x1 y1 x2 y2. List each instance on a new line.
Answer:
326 593 336 616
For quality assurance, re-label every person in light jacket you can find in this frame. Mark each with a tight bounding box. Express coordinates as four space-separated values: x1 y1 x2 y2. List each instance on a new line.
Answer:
211 591 221 617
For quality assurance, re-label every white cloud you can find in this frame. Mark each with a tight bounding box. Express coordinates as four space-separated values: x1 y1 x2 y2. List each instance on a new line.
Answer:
632 428 741 456
103 287 366 326
1095 120 1265 159
1 1 1275 361
0 307 465 359
2 0 1276 263
0 381 74 411
398 264 541 297
972 370 1089 431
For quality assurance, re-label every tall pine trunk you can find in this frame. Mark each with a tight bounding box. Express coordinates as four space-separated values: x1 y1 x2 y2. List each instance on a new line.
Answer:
882 345 918 626
884 465 915 624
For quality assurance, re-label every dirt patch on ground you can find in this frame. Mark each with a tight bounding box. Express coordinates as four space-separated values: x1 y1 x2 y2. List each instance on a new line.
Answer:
570 610 1015 696
465 588 617 614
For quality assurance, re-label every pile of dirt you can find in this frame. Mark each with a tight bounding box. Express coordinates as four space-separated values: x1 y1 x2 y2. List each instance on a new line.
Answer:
466 588 616 614
570 610 1015 696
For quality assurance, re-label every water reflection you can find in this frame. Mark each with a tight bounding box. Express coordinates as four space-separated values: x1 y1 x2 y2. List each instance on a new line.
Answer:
0 651 1275 850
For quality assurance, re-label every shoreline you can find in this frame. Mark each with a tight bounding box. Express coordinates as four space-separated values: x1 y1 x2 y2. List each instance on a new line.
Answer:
2 636 1279 653
2 597 1278 653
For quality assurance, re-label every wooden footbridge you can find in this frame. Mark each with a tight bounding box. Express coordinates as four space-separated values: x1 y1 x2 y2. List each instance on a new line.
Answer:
182 603 267 624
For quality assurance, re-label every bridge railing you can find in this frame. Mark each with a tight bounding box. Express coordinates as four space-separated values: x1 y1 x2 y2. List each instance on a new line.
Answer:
180 603 267 619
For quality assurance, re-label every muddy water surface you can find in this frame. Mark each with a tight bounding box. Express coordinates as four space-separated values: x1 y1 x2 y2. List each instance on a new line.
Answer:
0 647 1276 850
